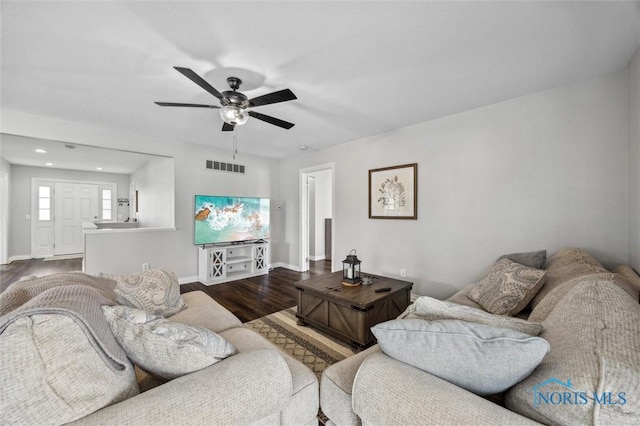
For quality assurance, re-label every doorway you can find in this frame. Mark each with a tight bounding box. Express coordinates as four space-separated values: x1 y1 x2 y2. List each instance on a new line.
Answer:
54 182 98 255
31 178 115 258
300 164 334 273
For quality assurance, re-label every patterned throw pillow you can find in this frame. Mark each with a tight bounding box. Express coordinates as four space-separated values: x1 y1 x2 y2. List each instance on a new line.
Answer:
101 269 186 316
103 305 237 379
468 259 545 316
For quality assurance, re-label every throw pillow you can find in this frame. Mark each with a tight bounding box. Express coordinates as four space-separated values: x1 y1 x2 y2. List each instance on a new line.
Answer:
399 296 543 336
468 259 545 316
497 249 547 269
372 319 550 395
103 305 237 379
530 247 608 309
100 269 186 316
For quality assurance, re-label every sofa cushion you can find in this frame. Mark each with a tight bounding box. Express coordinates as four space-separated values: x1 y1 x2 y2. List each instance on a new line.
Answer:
220 327 319 425
612 265 640 301
321 345 382 426
72 349 294 426
505 278 640 425
103 305 237 379
169 290 242 333
1 309 138 425
0 278 138 424
400 296 543 335
497 249 547 269
352 352 542 426
445 283 485 310
530 247 607 308
100 269 186 316
468 259 546 316
371 319 549 395
528 272 636 323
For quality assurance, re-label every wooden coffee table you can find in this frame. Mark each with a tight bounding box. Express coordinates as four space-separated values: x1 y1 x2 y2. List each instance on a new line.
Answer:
295 271 413 349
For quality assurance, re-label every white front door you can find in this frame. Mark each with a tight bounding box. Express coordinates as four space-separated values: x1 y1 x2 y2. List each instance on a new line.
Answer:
54 182 98 255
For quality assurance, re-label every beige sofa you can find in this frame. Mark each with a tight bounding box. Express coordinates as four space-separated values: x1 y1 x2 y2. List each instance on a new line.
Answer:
0 273 319 426
321 248 640 425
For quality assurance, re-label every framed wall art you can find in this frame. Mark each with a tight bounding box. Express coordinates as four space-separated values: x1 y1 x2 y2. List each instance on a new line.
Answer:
368 163 417 219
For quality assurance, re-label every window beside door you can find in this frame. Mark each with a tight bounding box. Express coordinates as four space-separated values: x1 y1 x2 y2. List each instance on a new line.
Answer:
38 186 51 221
101 189 112 221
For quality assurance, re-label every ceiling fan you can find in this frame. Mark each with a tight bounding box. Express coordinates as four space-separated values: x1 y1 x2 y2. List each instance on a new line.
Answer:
155 67 297 131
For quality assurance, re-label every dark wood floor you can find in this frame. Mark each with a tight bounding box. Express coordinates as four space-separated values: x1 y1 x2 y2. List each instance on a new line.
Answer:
1 257 83 292
180 261 332 322
1 258 332 322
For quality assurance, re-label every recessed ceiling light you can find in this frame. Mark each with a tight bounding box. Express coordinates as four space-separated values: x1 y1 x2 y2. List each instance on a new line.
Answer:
96 167 103 171
35 149 47 153
44 162 53 166
299 146 308 151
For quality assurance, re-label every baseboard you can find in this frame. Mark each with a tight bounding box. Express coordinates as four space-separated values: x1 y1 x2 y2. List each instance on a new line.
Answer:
178 275 199 285
309 255 326 261
270 262 302 272
7 255 32 264
44 254 84 261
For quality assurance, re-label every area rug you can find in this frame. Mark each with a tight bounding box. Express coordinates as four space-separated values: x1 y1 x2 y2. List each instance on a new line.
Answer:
244 307 357 380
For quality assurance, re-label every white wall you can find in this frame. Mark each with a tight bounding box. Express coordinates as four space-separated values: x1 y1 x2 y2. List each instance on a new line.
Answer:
628 45 640 271
3 64 634 286
85 141 280 280
0 159 10 264
1 110 282 280
131 156 175 228
281 70 630 298
7 165 130 258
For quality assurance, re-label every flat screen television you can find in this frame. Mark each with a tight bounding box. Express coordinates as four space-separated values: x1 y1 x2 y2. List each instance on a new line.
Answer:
194 195 270 245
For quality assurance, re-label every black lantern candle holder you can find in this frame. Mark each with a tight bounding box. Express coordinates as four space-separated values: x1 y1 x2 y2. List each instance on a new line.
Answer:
342 249 362 286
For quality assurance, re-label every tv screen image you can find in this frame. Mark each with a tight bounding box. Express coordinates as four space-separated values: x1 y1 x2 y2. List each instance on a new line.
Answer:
194 195 270 245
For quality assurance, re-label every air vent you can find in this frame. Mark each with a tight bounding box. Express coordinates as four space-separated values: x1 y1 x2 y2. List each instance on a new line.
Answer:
206 160 245 174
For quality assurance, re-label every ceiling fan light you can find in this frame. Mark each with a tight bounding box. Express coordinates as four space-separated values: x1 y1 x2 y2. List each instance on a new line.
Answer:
220 105 249 125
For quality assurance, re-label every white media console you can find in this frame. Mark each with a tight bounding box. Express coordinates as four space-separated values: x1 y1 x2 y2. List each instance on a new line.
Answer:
198 241 269 285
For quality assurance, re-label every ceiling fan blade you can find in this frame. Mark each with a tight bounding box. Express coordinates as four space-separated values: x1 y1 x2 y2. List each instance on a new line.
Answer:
248 111 295 129
155 102 219 108
222 122 235 132
174 67 224 100
248 89 297 107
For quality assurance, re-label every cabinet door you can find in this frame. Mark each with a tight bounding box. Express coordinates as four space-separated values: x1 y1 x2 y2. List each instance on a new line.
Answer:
209 248 225 280
254 244 267 272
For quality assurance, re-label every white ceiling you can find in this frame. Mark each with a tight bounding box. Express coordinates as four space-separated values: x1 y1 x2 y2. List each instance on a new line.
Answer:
1 1 639 162
0 134 158 175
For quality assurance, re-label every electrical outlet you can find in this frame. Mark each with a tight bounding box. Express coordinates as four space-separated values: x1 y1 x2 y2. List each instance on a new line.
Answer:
400 268 407 278
142 263 150 271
